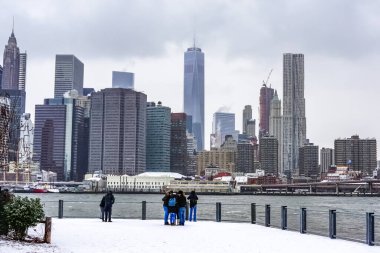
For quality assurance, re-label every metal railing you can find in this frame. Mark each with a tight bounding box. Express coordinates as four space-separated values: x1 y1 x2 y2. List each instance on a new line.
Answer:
43 200 377 246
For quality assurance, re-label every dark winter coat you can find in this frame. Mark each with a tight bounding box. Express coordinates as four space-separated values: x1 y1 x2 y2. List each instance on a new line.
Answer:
162 194 170 207
99 196 106 207
177 195 187 208
187 192 198 208
104 192 115 209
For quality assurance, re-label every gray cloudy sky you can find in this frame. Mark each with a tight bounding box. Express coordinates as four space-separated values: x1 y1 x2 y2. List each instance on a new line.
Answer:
1 0 379 156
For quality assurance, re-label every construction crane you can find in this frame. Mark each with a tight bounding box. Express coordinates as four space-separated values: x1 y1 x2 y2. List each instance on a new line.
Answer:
263 69 273 87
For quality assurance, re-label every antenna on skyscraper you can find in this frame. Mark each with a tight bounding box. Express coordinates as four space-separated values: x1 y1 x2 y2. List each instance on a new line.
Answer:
192 13 198 49
193 25 197 49
12 16 15 34
263 69 273 87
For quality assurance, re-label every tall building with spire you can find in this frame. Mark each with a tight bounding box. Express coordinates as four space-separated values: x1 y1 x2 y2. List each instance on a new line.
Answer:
1 24 27 162
2 26 20 90
269 90 283 175
282 53 306 175
184 43 204 151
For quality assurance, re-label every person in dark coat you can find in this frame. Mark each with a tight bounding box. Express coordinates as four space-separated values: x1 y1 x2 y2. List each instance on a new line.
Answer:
99 195 106 221
187 190 198 222
177 190 187 225
162 191 170 225
104 190 115 222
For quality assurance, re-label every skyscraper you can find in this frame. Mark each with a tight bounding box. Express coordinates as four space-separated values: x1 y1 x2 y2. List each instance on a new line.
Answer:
320 147 334 174
212 112 236 149
299 142 319 179
237 142 254 173
54 55 84 98
186 132 197 176
1 29 20 90
75 94 92 180
259 135 278 176
184 45 204 151
259 84 274 138
242 105 252 135
112 71 134 89
0 97 10 170
0 89 26 162
246 119 256 138
146 101 171 172
0 65 3 89
88 88 146 176
33 94 86 181
282 53 306 175
269 91 282 174
0 27 27 163
334 135 377 175
18 52 27 90
34 104 66 180
170 113 187 175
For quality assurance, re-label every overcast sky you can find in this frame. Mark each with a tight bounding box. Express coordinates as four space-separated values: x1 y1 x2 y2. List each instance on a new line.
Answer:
1 0 379 156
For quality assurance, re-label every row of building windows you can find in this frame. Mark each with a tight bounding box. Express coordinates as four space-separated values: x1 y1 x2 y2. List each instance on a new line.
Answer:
109 185 162 189
108 181 165 185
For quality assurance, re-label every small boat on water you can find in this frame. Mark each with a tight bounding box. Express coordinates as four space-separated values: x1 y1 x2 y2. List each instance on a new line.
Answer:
47 188 60 193
32 188 48 193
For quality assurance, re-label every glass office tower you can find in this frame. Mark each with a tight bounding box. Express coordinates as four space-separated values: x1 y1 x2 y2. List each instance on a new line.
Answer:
184 46 204 151
54 55 84 98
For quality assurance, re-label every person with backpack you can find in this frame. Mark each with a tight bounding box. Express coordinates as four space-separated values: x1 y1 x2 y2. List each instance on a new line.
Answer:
162 191 170 225
104 190 115 222
187 190 198 222
167 191 177 225
99 194 106 221
177 190 187 226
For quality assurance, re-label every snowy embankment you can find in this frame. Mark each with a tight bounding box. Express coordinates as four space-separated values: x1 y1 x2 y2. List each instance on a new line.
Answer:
0 219 377 253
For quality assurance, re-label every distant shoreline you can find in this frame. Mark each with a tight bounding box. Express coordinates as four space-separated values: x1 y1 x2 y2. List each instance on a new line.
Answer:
13 190 380 197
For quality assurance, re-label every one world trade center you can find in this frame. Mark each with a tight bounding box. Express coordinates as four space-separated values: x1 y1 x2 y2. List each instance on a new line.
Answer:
184 45 204 151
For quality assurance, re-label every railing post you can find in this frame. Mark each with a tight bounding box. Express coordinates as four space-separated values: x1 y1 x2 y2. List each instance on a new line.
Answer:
58 200 64 219
251 203 256 224
142 201 146 220
300 208 307 234
281 206 287 230
216 202 222 222
329 210 336 239
185 202 189 221
366 212 375 246
265 204 270 227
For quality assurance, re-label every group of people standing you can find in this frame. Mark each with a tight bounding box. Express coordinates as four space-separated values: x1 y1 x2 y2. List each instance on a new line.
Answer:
99 190 115 222
98 189 197 225
162 190 198 226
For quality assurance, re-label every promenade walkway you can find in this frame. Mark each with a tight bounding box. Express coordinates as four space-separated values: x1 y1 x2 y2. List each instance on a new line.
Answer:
0 219 377 253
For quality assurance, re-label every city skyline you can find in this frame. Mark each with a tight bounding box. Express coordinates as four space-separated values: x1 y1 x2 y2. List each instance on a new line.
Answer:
1 1 379 156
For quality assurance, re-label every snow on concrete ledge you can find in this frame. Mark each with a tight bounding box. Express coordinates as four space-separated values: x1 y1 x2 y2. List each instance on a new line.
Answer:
0 219 378 253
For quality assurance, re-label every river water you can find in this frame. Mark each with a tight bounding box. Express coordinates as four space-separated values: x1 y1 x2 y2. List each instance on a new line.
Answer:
16 193 380 245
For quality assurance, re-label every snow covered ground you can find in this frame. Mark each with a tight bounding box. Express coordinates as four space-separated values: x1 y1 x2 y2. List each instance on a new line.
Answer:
0 218 377 253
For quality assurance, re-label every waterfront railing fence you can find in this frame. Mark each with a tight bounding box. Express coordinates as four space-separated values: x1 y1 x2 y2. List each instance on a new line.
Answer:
41 200 378 246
